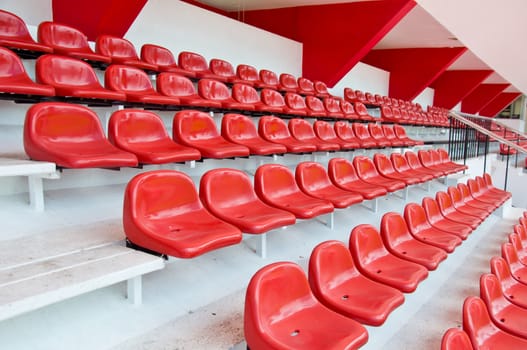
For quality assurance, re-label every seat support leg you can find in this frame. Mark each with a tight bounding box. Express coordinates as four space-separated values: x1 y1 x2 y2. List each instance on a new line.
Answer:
127 275 142 306
402 186 409 200
28 175 44 212
325 212 334 230
256 233 267 259
371 198 378 213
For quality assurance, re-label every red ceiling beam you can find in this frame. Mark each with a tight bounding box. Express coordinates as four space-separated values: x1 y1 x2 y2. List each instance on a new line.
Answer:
52 0 147 41
362 47 467 101
479 92 522 117
431 70 493 109
232 0 416 87
461 83 510 114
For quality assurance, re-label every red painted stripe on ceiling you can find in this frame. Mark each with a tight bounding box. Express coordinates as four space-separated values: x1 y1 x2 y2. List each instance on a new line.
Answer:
362 47 467 101
479 92 521 117
52 0 147 41
431 70 493 109
461 83 509 114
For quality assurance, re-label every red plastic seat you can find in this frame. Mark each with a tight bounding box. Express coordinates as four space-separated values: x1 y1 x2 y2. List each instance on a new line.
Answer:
278 73 299 92
314 120 358 150
0 47 55 97
435 191 482 228
467 178 507 206
156 72 221 109
368 124 391 148
288 119 340 151
447 186 490 218
108 109 201 164
221 113 287 155
305 95 328 117
35 54 125 101
308 240 404 326
441 328 473 350
380 105 400 123
456 182 497 212
235 64 260 87
173 110 250 159
198 78 255 111
405 151 443 178
37 21 110 65
473 175 509 204
352 123 378 148
390 153 434 182
0 10 52 56
295 162 363 208
260 88 287 113
244 261 369 350
24 102 138 168
258 116 317 153
490 256 527 309
283 92 308 116
254 164 334 219
95 35 156 71
297 77 315 95
429 149 462 175
382 125 405 147
323 97 345 119
313 80 330 98
123 170 242 258
380 212 447 270
394 125 422 146
421 197 472 240
437 148 468 173
480 273 527 339
482 173 512 200
343 87 358 103
199 168 296 234
334 122 363 148
373 153 421 185
418 150 451 176
140 44 196 78
105 65 180 105
209 58 245 84
353 156 406 192
328 158 388 200
340 100 361 121
354 102 376 121
349 224 428 293
259 69 280 90
178 51 219 80
510 232 527 265
463 296 527 349
403 203 462 253
502 242 527 283
232 83 280 113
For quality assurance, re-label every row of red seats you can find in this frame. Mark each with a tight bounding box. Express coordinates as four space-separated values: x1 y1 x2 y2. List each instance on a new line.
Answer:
122 152 467 259
23 102 424 168
244 175 509 349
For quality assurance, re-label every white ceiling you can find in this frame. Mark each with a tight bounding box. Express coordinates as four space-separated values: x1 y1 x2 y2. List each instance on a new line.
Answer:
194 0 375 12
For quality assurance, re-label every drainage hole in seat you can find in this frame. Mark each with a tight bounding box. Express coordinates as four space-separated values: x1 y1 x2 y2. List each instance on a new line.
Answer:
376 269 382 274
341 295 349 300
290 330 300 337
500 318 506 323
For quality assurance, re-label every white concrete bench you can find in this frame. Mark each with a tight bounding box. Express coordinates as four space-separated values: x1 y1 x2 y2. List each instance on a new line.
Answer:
0 157 58 211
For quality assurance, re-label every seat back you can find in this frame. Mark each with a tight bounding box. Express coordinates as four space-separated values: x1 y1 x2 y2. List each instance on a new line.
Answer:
289 118 318 143
368 123 386 140
457 183 473 202
349 224 390 267
373 153 396 176
105 64 156 94
297 77 314 95
108 109 170 147
390 153 411 172
405 151 424 170
140 43 176 67
380 212 413 248
353 156 380 180
437 148 452 163
284 92 307 112
421 197 445 225
259 69 279 87
334 121 357 141
429 149 442 166
178 51 209 72
254 163 299 199
221 113 259 142
365 92 375 104
96 35 140 60
340 100 359 118
328 158 361 186
0 46 33 82
489 256 516 288
441 328 473 350
0 9 37 44
37 21 93 54
352 123 372 141
198 78 230 101
209 58 236 80
295 161 333 192
354 102 371 118
462 296 501 348
260 88 286 108
36 54 101 88
502 242 522 272
344 87 357 102
418 149 435 167
279 73 298 90
232 83 260 104
236 64 259 84
314 121 337 142
382 125 398 142
467 179 483 197
173 110 221 143
323 97 343 115
404 203 432 233
514 224 527 242
258 115 291 142
480 273 509 314
305 95 326 115
313 80 329 97
156 72 196 97
436 191 456 215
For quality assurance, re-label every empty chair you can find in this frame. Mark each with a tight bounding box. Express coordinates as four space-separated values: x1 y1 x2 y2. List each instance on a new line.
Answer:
437 148 468 173
278 73 299 92
24 102 138 168
254 164 334 219
95 35 157 71
457 182 497 213
418 150 451 176
334 121 363 148
221 113 286 155
308 240 404 326
36 54 125 102
0 9 52 56
382 125 405 147
178 51 218 80
373 153 421 186
421 197 472 240
173 110 250 159
390 153 434 183
354 102 376 121
283 92 309 116
510 232 527 265
305 95 328 117
380 105 400 123
235 64 260 87
258 116 317 153
349 224 428 293
328 158 388 200
209 58 245 84
352 123 378 148
323 97 345 119
353 156 406 192
463 296 527 349
244 262 369 350
340 100 362 120
447 186 490 218
37 21 110 65
429 149 463 175
297 77 315 95
403 203 462 253
123 170 242 258
295 162 363 208
314 120 358 150
313 80 330 98
105 65 180 105
368 123 391 148
198 78 255 111
440 328 473 350
467 178 507 206
482 173 512 200
490 256 527 309
232 83 281 113
140 44 196 77
260 88 287 113
435 191 482 229
343 87 358 103
380 212 447 270
259 69 280 90
394 125 423 146
288 119 340 151
0 47 55 98
473 176 509 204
405 151 443 178
156 72 221 109
480 273 527 339
502 242 527 283
108 109 201 164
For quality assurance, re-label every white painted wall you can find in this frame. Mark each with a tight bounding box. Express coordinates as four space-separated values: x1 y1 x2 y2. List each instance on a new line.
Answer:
329 61 390 97
413 87 435 110
125 0 302 75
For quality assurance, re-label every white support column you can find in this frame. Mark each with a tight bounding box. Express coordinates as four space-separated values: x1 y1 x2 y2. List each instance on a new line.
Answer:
256 233 267 259
27 175 44 212
401 186 409 200
127 275 142 306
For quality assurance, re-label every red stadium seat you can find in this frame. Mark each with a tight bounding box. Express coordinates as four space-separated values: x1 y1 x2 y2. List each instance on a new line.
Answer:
24 102 138 168
244 262 368 350
0 9 52 56
343 87 358 102
394 124 423 146
313 120 358 150
353 156 406 192
373 153 421 185
437 148 468 173
156 72 221 109
258 116 317 153
381 106 400 123
380 212 447 270
283 92 309 116
482 173 512 200
36 54 125 102
95 35 156 71
490 256 527 309
209 58 245 84
405 151 443 178
254 164 334 219
418 150 451 176
297 77 315 95
467 178 507 206
382 125 405 147
108 109 201 164
123 170 242 258
502 242 527 283
221 113 287 155
313 80 330 98
354 102 376 121
390 153 434 182
340 100 361 120
334 121 363 148
295 162 363 208
323 97 345 119
37 21 110 66
441 328 473 350
198 78 255 111
173 110 250 159
463 296 527 349
429 149 462 175
368 124 391 148
305 95 328 117
456 183 497 212
279 72 299 92
288 119 340 151
421 197 472 240
140 44 196 78
235 64 260 87
231 83 279 113
0 47 55 98
352 123 378 148
308 240 404 326
178 51 218 79
349 224 428 293
260 88 287 113
435 191 482 228
447 186 490 218
258 69 280 90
